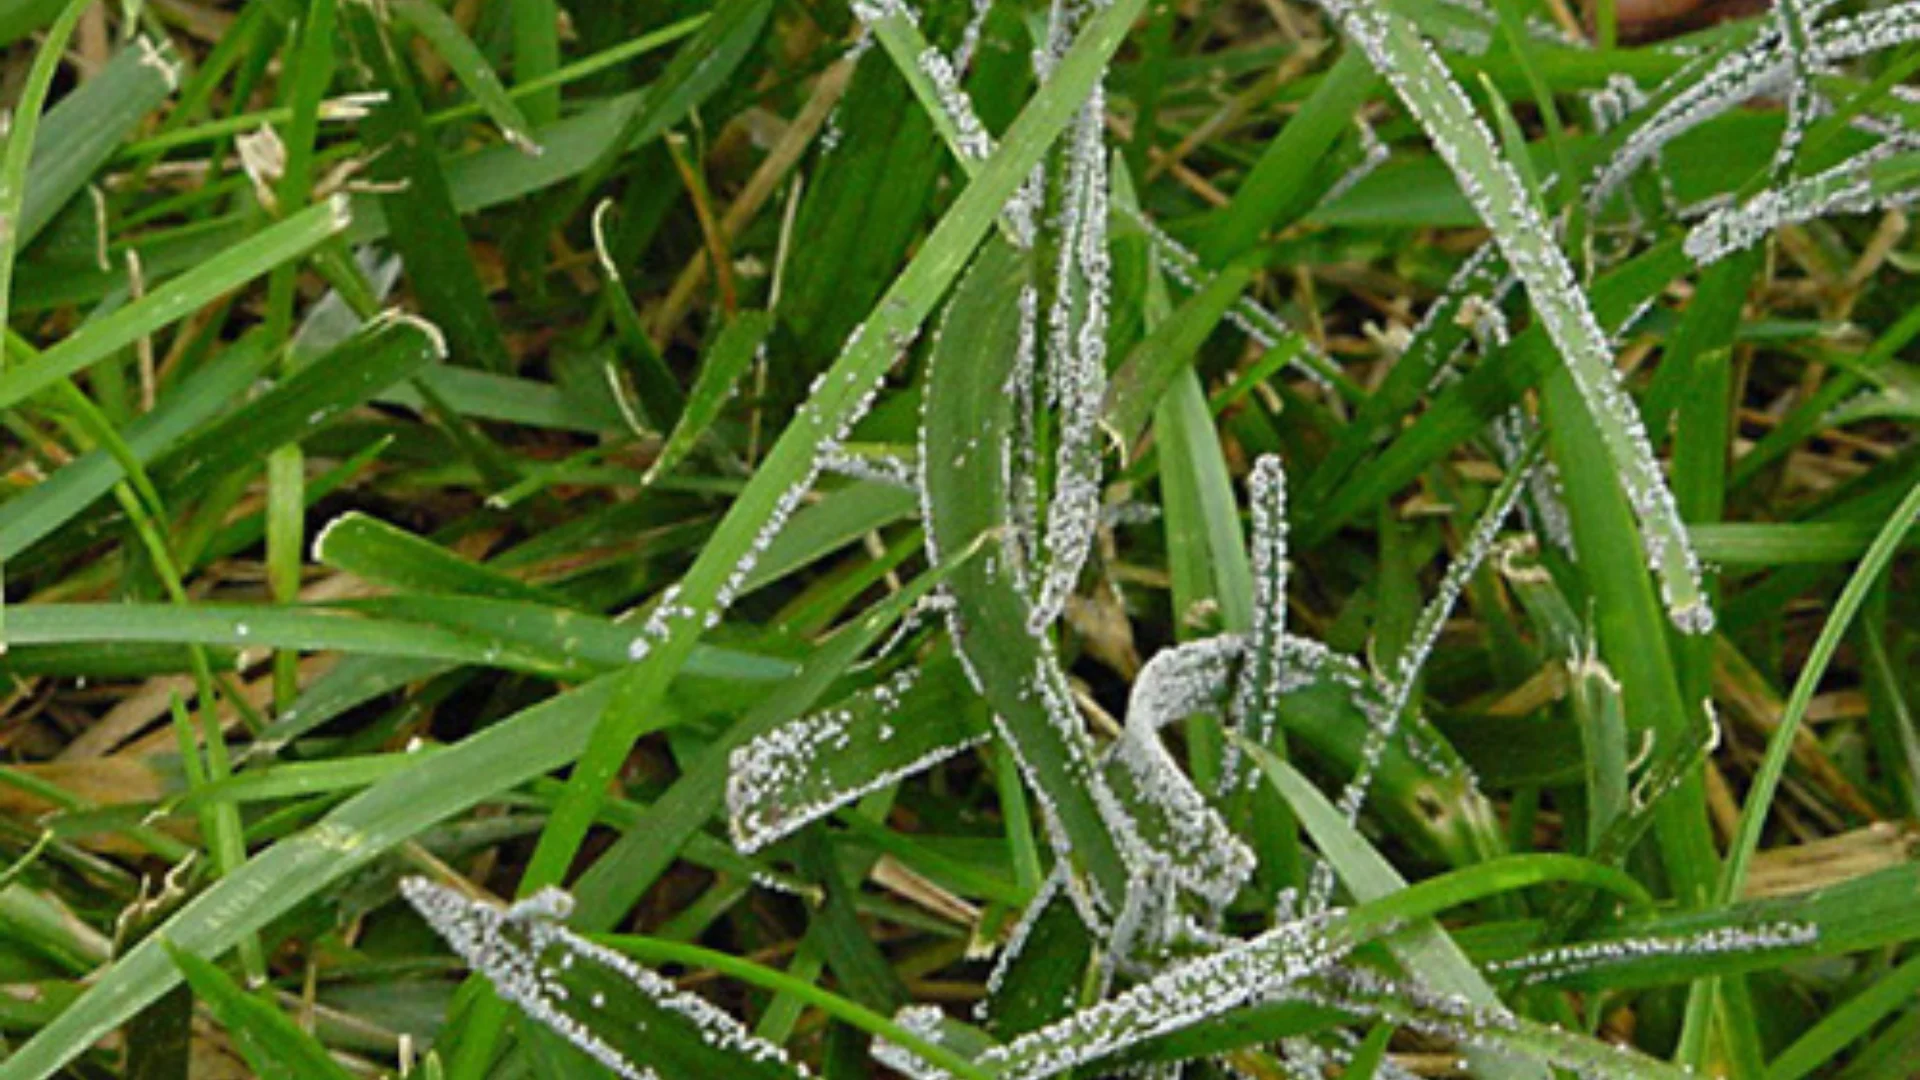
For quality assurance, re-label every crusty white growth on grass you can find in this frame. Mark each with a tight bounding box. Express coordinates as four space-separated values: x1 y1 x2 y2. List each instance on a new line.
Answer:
1219 454 1290 797
727 667 987 852
400 879 804 1079
1490 407 1576 557
919 47 994 163
978 865 1071 1012
1109 638 1257 908
1586 73 1646 134
817 445 917 488
1489 921 1818 986
1031 91 1114 634
1686 143 1914 264
1330 457 1532 828
1321 116 1390 206
1315 0 1715 634
1594 1 1920 203
881 913 1359 1079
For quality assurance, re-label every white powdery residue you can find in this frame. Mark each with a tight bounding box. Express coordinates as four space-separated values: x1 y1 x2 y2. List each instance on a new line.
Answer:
726 668 983 852
953 0 994 69
917 47 995 163
1458 293 1509 351
1099 500 1162 527
1029 642 1150 912
849 0 907 24
1221 454 1290 796
1814 2 1920 65
1490 407 1575 558
866 591 956 667
1685 141 1909 264
1030 93 1113 634
1489 921 1818 986
716 321 895 615
1104 862 1179 978
872 1005 963 1080
940 913 1357 1079
817 445 918 488
1126 635 1243 733
984 702 1102 921
1111 637 1256 908
1848 109 1920 152
1589 33 1790 204
625 582 691 662
1585 73 1647 133
1030 0 1083 84
1596 3 1920 205
1769 67 1823 178
1319 457 1532 904
1292 966 1522 1052
1321 0 1712 634
400 880 806 1079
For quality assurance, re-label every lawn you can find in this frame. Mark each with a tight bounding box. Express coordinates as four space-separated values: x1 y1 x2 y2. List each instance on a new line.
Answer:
2 0 1919 1076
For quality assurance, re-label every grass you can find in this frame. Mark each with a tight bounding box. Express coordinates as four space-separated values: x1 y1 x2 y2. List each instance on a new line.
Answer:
1 0 1919 1077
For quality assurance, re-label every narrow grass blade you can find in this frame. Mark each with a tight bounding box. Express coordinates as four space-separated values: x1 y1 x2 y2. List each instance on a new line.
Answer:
1718 478 1920 900
1104 262 1254 450
342 1 513 373
0 334 273 560
645 312 770 484
568 555 976 927
402 881 806 1080
161 942 354 1080
727 657 987 854
1317 1 1713 632
312 511 556 603
391 0 541 154
0 0 88 360
921 237 1134 915
153 313 444 499
0 197 349 409
526 0 1147 911
20 36 181 246
1238 737 1549 1080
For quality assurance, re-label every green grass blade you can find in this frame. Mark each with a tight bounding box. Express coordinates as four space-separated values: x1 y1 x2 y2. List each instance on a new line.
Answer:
392 0 542 154
921 236 1134 913
1321 4 1713 632
342 1 513 373
726 655 987 853
1237 736 1549 1080
0 0 88 363
644 311 770 485
0 196 350 410
161 942 355 1080
402 880 807 1080
522 0 1148 906
0 333 273 561
152 313 444 499
312 511 557 603
19 35 180 246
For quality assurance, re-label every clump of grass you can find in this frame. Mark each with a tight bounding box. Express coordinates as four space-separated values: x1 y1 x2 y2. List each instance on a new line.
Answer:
2 0 1920 1077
